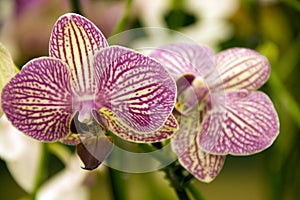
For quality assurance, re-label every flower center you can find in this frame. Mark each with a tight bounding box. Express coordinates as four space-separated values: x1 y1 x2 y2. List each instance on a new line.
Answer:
73 94 96 124
176 76 209 114
191 77 209 103
78 100 95 124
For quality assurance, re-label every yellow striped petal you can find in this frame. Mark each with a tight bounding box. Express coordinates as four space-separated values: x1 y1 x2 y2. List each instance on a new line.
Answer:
0 43 15 116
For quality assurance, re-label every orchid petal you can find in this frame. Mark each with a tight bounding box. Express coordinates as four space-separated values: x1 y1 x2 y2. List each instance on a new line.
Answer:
171 110 225 182
175 76 210 115
60 133 81 145
49 13 108 96
199 90 279 155
98 108 178 143
177 139 226 183
0 43 15 116
94 46 176 133
60 112 86 145
212 48 270 91
1 57 73 142
149 43 215 81
171 113 201 157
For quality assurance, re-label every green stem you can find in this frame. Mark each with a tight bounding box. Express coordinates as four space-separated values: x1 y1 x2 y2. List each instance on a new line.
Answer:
108 139 205 200
186 180 205 200
70 0 82 15
30 143 47 200
108 168 127 200
164 164 191 200
138 143 205 200
111 0 133 35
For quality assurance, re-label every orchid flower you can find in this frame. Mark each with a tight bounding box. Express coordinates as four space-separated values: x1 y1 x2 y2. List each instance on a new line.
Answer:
150 43 279 182
1 13 177 169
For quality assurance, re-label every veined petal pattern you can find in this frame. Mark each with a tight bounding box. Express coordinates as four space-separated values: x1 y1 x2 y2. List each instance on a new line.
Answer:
1 57 73 142
49 13 108 96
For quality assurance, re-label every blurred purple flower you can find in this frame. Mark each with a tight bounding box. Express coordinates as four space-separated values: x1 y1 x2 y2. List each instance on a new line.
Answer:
1 13 177 169
14 0 45 16
150 43 279 182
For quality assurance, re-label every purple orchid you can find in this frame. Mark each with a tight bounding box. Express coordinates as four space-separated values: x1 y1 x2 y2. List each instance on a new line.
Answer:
1 13 178 169
150 43 279 182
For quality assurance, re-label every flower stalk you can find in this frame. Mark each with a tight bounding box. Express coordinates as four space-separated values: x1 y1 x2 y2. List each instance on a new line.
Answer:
163 163 190 200
162 160 205 200
70 0 82 15
108 168 127 200
186 180 205 200
30 143 47 200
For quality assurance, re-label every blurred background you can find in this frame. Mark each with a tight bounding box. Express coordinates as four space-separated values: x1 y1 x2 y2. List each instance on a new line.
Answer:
0 0 300 199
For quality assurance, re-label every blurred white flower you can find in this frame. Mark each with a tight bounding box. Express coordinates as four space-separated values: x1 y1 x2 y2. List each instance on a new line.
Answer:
0 42 42 193
133 0 239 49
36 155 92 200
0 115 42 193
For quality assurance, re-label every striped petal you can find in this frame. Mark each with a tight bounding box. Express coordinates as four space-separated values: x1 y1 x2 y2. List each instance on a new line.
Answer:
175 76 210 115
171 110 225 182
171 112 201 157
170 110 224 184
1 57 73 142
178 142 226 183
98 108 178 143
149 43 215 81
49 13 108 96
0 43 15 116
211 48 270 91
60 133 81 145
94 46 176 133
199 90 279 155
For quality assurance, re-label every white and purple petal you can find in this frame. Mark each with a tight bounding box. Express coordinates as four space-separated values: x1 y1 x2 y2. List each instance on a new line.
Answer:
149 43 215 81
94 46 176 133
49 13 108 96
212 48 270 91
171 109 225 182
177 138 226 183
98 108 178 143
199 90 279 155
1 57 73 142
60 133 81 145
171 113 201 157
